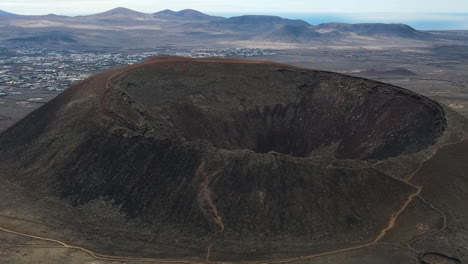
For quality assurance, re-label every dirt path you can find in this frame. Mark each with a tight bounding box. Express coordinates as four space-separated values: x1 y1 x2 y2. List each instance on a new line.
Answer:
0 102 464 263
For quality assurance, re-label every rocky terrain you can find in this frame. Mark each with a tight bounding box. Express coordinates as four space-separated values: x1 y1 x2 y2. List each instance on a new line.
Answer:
0 57 467 263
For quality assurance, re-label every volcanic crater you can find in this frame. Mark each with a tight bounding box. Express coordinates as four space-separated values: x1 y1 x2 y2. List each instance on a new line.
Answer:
116 57 445 159
0 57 467 263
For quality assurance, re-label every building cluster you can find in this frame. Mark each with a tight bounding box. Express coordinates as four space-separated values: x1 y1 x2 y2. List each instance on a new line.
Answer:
0 47 275 97
174 48 276 58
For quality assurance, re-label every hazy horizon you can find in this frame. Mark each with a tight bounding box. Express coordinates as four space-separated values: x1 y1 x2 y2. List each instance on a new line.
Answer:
1 0 468 28
1 6 467 30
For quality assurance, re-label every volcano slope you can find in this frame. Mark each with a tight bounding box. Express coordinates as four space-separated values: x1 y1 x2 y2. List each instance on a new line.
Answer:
0 57 467 263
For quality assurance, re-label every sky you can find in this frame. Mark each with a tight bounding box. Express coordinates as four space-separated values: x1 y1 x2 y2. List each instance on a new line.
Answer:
1 0 468 29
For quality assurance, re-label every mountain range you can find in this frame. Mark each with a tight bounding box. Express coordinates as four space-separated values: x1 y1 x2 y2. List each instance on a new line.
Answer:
0 7 458 49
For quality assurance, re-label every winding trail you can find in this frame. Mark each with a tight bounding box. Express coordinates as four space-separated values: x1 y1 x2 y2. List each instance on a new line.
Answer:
0 168 425 264
0 139 461 263
373 187 422 243
0 62 465 263
0 226 203 263
195 161 226 234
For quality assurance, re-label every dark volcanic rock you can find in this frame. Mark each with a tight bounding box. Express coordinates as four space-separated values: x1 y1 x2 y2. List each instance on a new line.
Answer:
116 60 444 160
0 57 466 261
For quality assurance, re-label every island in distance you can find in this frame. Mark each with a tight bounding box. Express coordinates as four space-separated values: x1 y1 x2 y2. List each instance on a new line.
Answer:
0 56 467 263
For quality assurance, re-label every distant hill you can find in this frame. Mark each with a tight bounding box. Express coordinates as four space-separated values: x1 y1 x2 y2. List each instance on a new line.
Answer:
315 23 431 38
0 10 18 17
154 9 224 21
7 31 77 45
205 15 311 32
264 24 321 43
73 7 155 25
82 7 149 18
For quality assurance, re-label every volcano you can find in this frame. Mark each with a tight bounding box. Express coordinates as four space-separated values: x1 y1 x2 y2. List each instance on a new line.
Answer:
0 57 467 263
